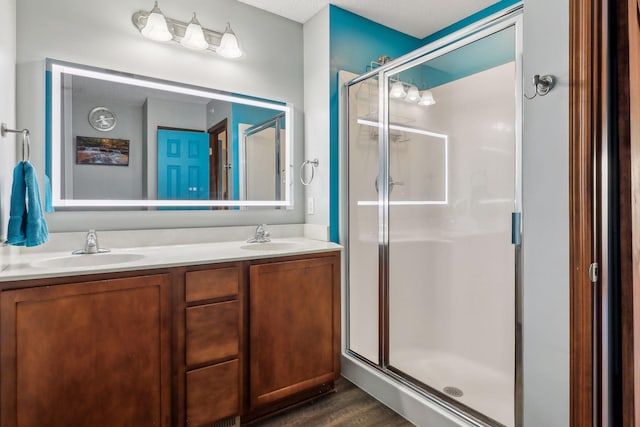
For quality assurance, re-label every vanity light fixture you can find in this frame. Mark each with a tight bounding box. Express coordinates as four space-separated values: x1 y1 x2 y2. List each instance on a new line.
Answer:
139 1 172 42
132 2 244 58
389 80 436 106
418 90 436 106
369 57 435 105
389 81 407 99
406 84 421 103
217 23 243 59
180 13 208 51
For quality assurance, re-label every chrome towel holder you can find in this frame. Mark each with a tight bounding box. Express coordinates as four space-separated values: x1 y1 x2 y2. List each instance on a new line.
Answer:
524 74 555 100
1 123 31 161
300 158 319 186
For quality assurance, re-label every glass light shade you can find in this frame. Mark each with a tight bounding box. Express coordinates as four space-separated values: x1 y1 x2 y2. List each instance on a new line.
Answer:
181 13 209 50
406 84 420 102
389 81 406 99
141 1 173 42
418 90 436 106
217 22 243 58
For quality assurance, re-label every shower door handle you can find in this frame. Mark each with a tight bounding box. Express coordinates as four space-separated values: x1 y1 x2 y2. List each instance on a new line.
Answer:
375 176 404 194
511 212 521 245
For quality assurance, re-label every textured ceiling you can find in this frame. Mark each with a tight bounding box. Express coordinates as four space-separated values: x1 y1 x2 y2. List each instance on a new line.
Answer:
236 0 498 39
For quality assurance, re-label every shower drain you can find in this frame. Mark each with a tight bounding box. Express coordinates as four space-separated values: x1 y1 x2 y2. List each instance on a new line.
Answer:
443 386 464 398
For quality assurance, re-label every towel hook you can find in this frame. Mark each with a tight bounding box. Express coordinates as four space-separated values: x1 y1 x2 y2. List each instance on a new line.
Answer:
1 123 31 161
524 74 555 100
300 158 319 186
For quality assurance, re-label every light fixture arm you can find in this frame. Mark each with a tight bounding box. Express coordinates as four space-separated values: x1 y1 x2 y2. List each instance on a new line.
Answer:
132 10 226 54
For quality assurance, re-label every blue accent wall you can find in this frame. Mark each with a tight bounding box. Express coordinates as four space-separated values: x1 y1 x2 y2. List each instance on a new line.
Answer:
230 103 285 200
45 70 53 212
421 0 521 45
420 26 515 89
328 1 520 244
329 5 421 243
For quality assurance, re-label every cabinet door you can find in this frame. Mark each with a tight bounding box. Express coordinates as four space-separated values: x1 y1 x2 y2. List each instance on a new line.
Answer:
249 255 340 408
0 274 172 427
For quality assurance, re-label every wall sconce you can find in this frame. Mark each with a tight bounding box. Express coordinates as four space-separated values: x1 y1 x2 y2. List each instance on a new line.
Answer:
132 1 244 58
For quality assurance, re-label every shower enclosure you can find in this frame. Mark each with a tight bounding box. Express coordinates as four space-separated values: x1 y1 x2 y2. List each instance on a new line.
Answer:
343 9 522 427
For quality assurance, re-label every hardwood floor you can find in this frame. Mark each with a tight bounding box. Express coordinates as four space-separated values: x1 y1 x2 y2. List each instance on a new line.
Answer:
251 377 414 427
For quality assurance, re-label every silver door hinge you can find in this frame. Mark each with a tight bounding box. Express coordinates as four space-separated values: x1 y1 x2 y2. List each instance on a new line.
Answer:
589 262 599 283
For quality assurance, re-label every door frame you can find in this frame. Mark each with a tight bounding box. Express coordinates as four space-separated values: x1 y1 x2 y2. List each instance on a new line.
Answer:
208 119 229 201
569 0 606 426
613 0 640 425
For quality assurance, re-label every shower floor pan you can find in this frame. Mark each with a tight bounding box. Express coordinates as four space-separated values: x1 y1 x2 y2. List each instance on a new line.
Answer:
390 348 514 427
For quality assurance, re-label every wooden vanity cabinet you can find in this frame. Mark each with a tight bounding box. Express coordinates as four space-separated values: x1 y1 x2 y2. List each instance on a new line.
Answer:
247 252 341 414
0 274 172 427
184 266 242 427
0 250 340 427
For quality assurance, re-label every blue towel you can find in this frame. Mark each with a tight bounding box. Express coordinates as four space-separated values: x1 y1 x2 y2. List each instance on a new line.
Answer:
7 161 49 247
7 162 27 245
24 161 48 246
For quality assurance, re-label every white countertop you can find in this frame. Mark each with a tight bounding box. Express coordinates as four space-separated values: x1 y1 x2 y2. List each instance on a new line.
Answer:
0 237 342 282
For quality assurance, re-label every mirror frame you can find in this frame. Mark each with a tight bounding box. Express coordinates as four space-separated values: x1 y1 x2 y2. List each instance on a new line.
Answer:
47 59 294 209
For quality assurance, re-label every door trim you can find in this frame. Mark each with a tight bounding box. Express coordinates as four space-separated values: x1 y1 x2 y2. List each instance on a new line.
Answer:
615 0 640 425
208 119 228 201
569 0 603 425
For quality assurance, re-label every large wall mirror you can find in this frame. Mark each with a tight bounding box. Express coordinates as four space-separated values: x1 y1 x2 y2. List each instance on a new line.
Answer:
47 59 293 209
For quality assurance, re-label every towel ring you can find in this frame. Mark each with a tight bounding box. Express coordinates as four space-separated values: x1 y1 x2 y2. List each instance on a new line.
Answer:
1 123 30 161
300 159 319 186
21 131 30 161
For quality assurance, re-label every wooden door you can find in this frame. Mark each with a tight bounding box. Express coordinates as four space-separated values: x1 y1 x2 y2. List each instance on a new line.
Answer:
0 274 172 427
208 119 230 201
248 255 340 409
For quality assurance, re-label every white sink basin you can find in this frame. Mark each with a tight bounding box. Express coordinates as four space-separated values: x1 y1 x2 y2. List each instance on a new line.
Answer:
32 253 145 269
240 241 302 251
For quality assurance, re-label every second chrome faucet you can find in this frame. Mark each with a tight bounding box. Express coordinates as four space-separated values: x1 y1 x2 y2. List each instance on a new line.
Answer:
247 224 271 243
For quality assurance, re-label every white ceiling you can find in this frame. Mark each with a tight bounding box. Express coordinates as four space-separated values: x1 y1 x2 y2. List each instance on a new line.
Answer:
236 0 498 39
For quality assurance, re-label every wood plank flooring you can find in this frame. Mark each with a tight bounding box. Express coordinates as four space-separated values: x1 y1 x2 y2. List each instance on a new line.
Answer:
251 377 414 427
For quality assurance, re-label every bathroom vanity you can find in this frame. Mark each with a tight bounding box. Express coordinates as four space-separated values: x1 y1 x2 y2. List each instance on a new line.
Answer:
0 238 341 427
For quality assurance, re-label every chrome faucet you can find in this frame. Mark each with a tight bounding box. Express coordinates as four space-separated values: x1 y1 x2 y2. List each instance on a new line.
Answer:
247 224 271 243
72 229 110 254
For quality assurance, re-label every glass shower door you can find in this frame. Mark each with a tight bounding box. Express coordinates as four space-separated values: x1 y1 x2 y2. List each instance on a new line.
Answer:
347 74 381 364
385 26 518 426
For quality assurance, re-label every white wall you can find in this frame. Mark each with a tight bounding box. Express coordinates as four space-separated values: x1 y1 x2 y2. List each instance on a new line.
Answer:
522 0 570 426
16 0 305 232
303 7 330 235
0 0 17 267
71 98 144 200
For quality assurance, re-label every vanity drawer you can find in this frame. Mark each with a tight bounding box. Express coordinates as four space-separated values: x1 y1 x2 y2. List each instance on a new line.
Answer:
186 267 240 303
186 300 239 366
187 359 239 426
